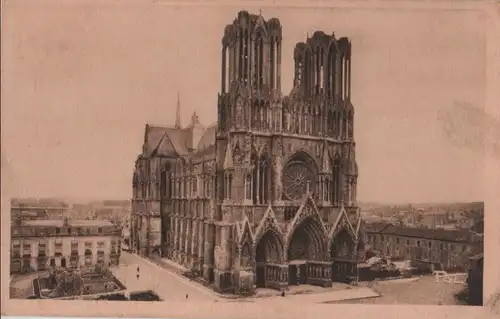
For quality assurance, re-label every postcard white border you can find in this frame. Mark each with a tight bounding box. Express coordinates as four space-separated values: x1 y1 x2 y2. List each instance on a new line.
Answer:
2 0 499 318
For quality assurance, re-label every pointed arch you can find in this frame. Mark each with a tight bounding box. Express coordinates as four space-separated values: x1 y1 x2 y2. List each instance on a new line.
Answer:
252 27 265 90
160 169 167 199
329 206 357 241
223 142 234 170
255 229 284 264
240 241 253 269
254 227 284 288
327 41 338 96
286 216 328 262
347 109 354 139
244 172 252 201
294 45 305 87
219 100 227 132
251 150 259 204
132 172 139 187
237 216 255 270
327 107 334 136
329 207 358 282
232 80 251 100
285 195 328 261
332 153 342 206
303 47 312 95
284 150 318 172
321 144 332 173
238 216 255 244
253 16 268 37
254 206 285 244
258 152 272 204
232 140 242 162
329 227 356 260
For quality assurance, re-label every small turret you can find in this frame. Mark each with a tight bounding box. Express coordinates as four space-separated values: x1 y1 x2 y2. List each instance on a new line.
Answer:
174 92 182 129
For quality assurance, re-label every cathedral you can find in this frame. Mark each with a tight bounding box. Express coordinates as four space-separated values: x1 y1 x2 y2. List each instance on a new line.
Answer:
131 10 363 294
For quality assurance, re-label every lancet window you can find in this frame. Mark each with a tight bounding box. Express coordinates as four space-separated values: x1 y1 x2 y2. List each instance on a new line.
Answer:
327 44 336 97
250 152 271 204
245 174 252 200
224 172 233 200
332 156 342 206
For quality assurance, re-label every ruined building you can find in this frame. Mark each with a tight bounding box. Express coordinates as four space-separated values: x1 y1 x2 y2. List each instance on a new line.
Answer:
131 10 362 293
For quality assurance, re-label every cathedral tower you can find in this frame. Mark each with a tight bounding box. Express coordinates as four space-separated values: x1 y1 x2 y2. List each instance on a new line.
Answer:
132 10 361 295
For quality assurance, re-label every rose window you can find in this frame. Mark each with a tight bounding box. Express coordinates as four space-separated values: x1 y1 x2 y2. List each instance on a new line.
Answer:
282 161 315 200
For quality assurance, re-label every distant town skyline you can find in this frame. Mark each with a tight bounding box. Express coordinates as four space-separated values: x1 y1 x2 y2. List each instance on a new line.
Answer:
3 4 486 203
8 196 484 209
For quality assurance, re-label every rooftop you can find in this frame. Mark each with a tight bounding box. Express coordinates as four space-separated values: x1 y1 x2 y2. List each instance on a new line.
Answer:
23 219 114 228
142 122 217 159
365 222 480 243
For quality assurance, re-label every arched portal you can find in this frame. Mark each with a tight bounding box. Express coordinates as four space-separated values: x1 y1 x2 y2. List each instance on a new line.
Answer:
330 228 357 283
287 217 327 286
287 217 326 261
255 230 283 288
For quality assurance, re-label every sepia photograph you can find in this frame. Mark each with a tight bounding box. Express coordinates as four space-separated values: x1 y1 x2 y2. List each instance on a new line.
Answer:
2 0 498 318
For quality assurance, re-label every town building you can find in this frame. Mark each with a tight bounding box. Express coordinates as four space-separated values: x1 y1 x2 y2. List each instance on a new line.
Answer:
364 202 484 232
467 252 483 305
11 198 69 224
131 10 362 293
72 200 131 226
363 223 483 272
10 218 122 274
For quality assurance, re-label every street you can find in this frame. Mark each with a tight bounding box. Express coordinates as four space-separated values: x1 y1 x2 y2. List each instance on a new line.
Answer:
113 252 221 302
114 252 382 304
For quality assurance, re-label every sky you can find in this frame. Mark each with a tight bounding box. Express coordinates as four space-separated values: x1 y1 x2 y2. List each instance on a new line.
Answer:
1 1 488 203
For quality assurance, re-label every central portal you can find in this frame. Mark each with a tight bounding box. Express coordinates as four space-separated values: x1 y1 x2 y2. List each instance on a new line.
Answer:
286 216 328 286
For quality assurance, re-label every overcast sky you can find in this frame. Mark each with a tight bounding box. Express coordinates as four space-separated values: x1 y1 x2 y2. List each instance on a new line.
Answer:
2 1 487 203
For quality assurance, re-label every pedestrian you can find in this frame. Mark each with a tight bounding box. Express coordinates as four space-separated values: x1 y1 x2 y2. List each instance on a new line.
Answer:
136 273 140 280
281 291 285 297
185 294 188 299
137 266 140 272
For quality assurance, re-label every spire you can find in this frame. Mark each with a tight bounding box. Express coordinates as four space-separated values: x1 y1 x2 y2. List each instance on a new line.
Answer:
190 111 200 126
175 91 181 129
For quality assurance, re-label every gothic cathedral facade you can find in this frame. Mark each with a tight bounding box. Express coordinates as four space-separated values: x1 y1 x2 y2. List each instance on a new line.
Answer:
131 11 362 294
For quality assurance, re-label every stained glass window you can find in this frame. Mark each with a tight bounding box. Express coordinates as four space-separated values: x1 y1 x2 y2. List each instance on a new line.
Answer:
282 161 315 200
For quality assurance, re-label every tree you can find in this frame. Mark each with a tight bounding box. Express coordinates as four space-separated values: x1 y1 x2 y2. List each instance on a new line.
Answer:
102 267 113 279
71 272 84 296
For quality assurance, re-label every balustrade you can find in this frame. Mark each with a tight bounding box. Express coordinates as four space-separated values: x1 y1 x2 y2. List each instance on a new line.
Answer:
306 261 333 287
264 264 288 290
